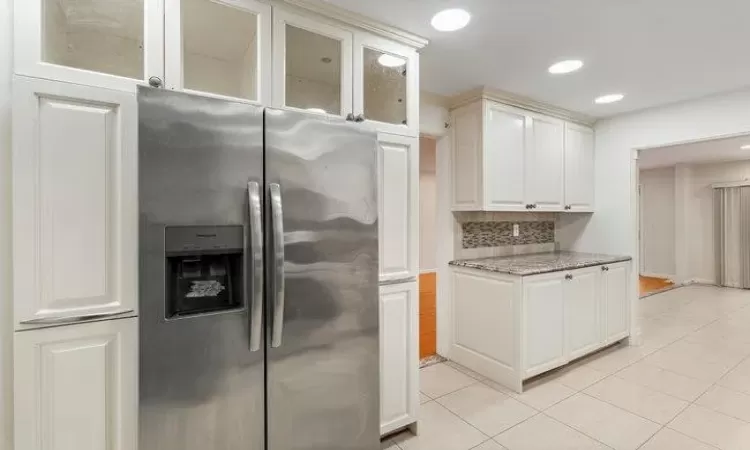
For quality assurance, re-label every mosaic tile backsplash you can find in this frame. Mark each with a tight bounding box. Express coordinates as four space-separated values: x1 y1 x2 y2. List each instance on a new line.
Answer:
462 221 555 248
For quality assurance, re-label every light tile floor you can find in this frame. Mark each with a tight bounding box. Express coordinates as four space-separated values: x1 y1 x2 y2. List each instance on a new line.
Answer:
382 285 750 450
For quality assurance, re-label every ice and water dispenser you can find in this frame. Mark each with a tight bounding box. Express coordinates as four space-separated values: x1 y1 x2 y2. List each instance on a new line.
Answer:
164 225 244 318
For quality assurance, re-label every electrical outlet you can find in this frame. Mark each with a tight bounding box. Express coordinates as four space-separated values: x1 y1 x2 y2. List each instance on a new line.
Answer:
513 223 520 237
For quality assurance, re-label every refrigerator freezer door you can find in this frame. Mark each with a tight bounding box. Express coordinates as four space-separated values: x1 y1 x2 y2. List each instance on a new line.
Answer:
265 109 380 450
138 87 265 450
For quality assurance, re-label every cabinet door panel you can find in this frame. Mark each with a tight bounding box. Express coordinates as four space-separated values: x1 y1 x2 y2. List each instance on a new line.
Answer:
565 268 601 360
378 134 418 282
13 77 137 329
484 102 526 210
353 32 418 136
380 282 418 436
604 263 630 342
15 0 164 92
564 123 595 212
272 8 353 117
165 0 272 104
523 275 566 377
451 104 482 210
526 115 564 211
14 318 137 450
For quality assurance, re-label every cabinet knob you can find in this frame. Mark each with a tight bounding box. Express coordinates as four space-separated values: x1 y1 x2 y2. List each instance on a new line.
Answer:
564 205 571 210
346 113 356 122
565 274 573 280
532 204 538 209
148 76 163 88
355 114 366 123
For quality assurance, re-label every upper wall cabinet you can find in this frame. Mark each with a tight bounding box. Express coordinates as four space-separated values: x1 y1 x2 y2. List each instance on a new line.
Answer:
272 8 353 118
15 0 165 92
564 122 595 212
451 99 594 212
164 0 272 104
354 33 419 137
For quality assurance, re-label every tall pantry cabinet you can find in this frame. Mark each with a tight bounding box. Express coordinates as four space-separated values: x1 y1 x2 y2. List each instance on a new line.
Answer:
11 0 425 447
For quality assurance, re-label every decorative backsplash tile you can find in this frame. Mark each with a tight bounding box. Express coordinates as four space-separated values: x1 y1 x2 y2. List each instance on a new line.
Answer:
462 221 555 248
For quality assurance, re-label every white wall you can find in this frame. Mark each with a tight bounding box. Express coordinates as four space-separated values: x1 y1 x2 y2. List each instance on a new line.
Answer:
419 91 449 137
564 87 750 338
1 0 12 447
639 167 676 277
419 137 437 272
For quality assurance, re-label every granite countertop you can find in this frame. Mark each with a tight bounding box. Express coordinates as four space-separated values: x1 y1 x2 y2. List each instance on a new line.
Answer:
449 251 632 276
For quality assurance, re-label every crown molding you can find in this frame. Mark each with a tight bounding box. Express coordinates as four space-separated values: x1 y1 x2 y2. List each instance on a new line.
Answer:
449 87 597 126
278 0 429 49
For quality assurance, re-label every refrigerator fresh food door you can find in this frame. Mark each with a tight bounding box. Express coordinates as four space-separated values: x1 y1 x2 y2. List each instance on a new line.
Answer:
265 108 380 450
138 87 266 450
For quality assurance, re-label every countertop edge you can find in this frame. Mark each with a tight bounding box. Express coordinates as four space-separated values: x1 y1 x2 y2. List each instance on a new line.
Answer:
449 255 633 276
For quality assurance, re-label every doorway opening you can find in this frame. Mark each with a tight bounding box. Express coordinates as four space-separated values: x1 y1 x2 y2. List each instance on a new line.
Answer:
637 133 750 297
418 135 438 363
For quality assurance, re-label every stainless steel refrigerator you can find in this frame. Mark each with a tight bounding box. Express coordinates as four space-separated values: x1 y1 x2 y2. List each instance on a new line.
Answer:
137 87 380 450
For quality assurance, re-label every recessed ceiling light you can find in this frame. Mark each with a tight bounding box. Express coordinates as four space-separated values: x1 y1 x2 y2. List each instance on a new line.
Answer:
548 60 584 75
431 8 471 32
595 93 625 104
377 54 407 68
306 108 327 114
741 144 750 150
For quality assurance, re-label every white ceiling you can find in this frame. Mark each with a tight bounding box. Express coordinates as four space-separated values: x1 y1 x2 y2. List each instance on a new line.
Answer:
640 135 750 169
323 0 750 118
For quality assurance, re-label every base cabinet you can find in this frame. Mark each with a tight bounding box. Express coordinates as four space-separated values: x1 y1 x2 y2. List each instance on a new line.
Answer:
380 281 418 436
451 261 631 393
14 317 138 450
602 262 631 343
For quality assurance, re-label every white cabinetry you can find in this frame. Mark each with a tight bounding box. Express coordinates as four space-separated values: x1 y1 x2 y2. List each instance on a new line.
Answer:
14 318 138 450
380 282 418 436
165 0 272 104
522 273 566 377
525 114 565 211
378 133 418 283
451 260 631 393
451 99 594 212
602 262 630 343
564 267 601 360
13 77 138 329
15 0 165 92
564 122 595 212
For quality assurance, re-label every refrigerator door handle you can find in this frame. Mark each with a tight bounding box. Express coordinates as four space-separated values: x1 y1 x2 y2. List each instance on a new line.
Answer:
270 183 286 348
248 181 264 352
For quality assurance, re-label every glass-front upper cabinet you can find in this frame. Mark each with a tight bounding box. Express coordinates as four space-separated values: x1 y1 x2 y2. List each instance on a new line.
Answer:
354 33 419 136
272 8 353 117
165 0 271 103
15 0 165 92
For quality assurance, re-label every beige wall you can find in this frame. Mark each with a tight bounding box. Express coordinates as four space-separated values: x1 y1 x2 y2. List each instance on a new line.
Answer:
420 137 437 271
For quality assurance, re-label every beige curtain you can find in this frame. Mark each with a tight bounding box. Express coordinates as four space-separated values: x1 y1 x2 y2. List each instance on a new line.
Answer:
715 186 750 288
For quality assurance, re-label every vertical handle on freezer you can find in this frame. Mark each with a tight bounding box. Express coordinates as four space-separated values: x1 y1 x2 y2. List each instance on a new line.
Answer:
270 183 286 348
248 181 264 352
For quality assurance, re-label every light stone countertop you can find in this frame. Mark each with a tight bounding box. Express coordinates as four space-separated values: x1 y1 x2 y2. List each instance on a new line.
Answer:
449 251 632 276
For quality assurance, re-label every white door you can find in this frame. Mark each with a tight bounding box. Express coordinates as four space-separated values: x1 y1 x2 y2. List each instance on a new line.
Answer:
378 133 418 283
564 123 595 212
13 77 138 329
603 262 631 343
522 273 566 377
525 114 564 211
14 317 138 450
380 281 418 436
14 0 164 92
272 7 353 118
483 102 527 211
164 0 272 104
353 31 419 136
564 267 601 360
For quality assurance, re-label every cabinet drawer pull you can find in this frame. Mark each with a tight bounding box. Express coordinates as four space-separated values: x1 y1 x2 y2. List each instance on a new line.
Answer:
565 274 573 280
20 309 134 326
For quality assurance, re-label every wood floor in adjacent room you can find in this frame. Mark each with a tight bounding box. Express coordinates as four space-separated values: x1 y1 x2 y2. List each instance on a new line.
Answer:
640 275 675 297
